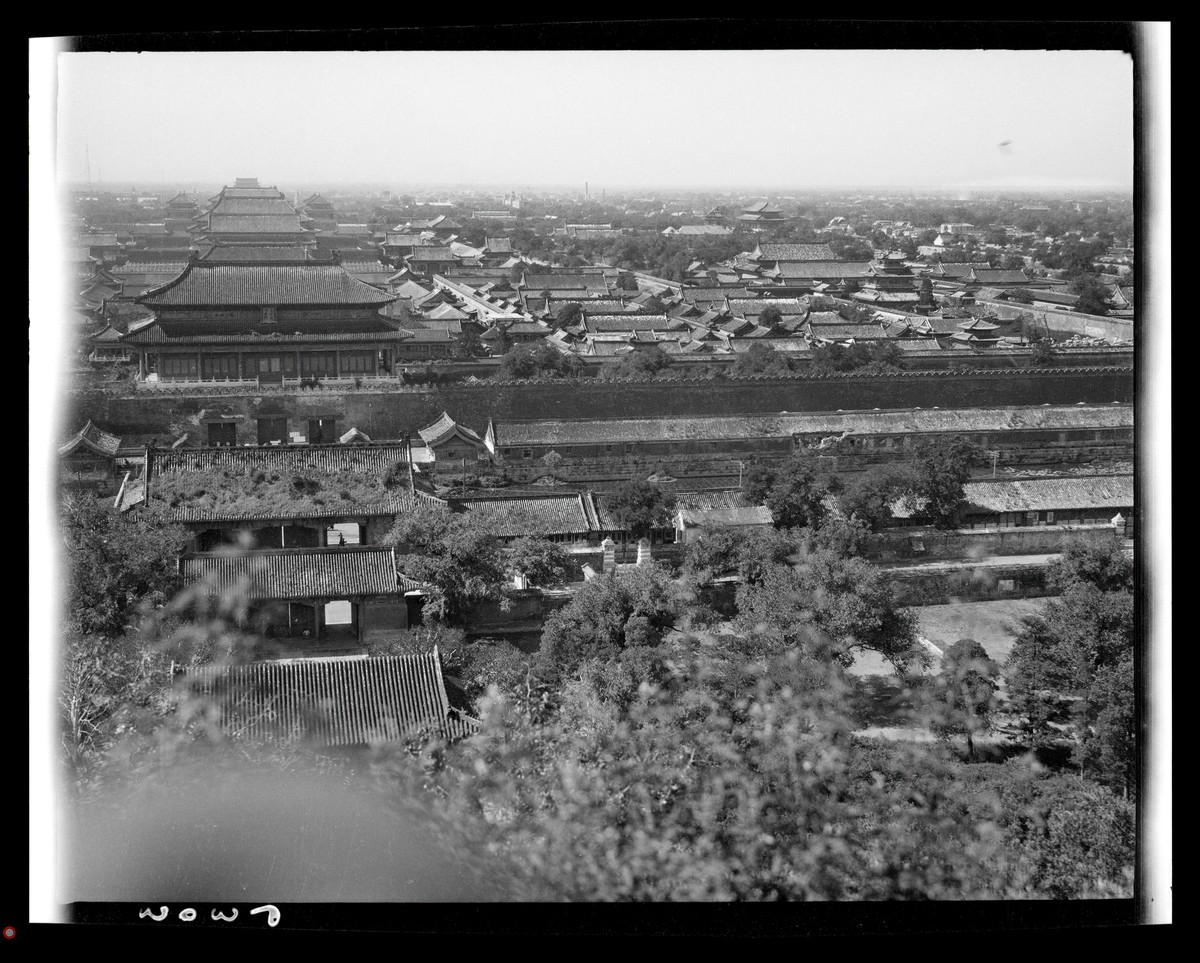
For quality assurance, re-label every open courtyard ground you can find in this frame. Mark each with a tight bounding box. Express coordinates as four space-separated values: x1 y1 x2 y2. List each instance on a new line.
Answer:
848 596 1052 677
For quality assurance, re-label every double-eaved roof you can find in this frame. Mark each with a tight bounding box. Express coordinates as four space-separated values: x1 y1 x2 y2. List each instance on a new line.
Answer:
185 652 478 746
137 261 397 306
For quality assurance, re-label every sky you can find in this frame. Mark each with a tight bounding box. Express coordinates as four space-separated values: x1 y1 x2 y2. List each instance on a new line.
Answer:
52 48 1134 193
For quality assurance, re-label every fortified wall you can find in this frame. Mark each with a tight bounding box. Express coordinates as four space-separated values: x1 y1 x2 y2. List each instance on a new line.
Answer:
865 523 1122 563
970 298 1135 342
70 367 1135 444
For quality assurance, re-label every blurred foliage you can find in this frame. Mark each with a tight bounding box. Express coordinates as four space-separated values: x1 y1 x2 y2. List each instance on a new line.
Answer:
57 473 1135 901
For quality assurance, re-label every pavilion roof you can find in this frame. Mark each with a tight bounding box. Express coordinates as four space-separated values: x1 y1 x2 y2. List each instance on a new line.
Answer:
59 420 121 458
418 411 483 447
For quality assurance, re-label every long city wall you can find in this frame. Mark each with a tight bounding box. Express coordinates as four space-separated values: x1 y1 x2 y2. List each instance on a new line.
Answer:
68 366 1135 443
971 298 1135 342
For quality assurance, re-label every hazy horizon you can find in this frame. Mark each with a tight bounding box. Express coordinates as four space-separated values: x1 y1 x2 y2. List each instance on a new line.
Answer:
60 179 1133 197
54 49 1134 192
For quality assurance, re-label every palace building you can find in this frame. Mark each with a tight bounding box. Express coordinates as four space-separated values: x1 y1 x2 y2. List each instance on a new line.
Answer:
122 255 407 383
190 178 318 251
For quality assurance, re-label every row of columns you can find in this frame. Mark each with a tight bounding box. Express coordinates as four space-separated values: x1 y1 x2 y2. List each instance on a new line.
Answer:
140 347 390 381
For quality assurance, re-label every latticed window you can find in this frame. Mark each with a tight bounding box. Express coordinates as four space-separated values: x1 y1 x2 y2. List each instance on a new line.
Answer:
340 351 374 373
162 355 198 376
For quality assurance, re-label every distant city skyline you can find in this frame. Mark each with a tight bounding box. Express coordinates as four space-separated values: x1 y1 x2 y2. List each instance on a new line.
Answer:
53 49 1134 192
61 179 1134 197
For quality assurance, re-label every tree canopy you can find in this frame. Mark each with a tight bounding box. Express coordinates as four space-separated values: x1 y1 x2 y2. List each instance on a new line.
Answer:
909 437 981 529
61 493 190 639
497 342 583 379
598 346 673 380
554 301 584 329
540 563 679 674
810 341 904 376
605 480 677 539
732 341 793 377
743 459 840 530
1006 541 1135 795
925 639 1000 760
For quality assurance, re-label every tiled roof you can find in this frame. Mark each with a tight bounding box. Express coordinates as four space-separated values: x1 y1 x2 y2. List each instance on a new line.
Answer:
340 260 394 285
203 215 311 235
111 261 189 277
725 298 809 316
182 545 406 598
965 475 1134 514
407 247 457 261
805 323 887 342
777 261 874 280
678 505 774 527
968 269 1030 284
75 233 122 247
397 326 455 342
493 404 1133 448
59 420 121 458
418 411 483 447
744 202 783 214
755 243 837 261
680 287 753 303
730 337 810 353
121 323 412 346
89 324 125 343
583 314 680 332
675 490 757 511
500 320 553 336
523 274 609 291
199 244 314 262
454 492 595 536
1027 289 1080 306
185 653 477 747
673 225 733 235
923 262 983 278
422 303 469 321
484 237 513 253
391 279 435 301
138 262 397 306
212 187 284 199
547 298 637 314
147 443 440 522
205 198 300 216
384 233 433 247
922 316 967 335
411 318 464 333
